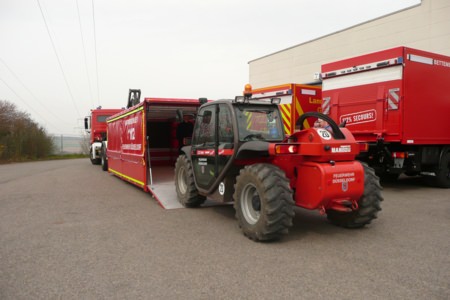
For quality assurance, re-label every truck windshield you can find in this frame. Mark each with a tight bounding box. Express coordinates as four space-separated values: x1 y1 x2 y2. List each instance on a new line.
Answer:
234 106 284 141
96 115 110 123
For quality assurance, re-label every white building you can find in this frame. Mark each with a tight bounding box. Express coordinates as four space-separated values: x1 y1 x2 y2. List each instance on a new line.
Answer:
249 0 450 87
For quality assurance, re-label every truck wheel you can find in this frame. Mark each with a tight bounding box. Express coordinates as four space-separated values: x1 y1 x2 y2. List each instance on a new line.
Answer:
233 164 295 241
327 163 383 228
175 155 206 207
379 172 399 183
89 146 101 165
90 157 101 165
434 150 450 188
101 145 108 171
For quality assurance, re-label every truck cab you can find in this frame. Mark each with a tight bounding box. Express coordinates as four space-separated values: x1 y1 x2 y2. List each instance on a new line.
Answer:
84 107 121 164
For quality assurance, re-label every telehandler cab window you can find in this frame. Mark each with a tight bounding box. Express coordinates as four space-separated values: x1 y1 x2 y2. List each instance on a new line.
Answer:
218 104 234 144
235 107 284 141
192 108 216 146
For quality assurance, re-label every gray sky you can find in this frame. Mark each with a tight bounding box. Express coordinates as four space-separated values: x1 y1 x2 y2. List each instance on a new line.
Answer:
0 0 420 135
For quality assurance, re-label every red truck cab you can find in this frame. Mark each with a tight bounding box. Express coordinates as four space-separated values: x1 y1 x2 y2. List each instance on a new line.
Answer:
84 107 122 164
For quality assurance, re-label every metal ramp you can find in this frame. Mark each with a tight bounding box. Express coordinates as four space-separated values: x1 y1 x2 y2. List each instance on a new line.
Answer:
147 166 183 209
148 182 184 209
147 166 230 210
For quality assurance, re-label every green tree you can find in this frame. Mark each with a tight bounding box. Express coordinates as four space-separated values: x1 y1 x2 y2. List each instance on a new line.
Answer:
0 100 54 161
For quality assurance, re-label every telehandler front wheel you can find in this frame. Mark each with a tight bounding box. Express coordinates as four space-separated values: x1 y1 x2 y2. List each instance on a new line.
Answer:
233 164 295 242
175 155 206 208
326 163 383 228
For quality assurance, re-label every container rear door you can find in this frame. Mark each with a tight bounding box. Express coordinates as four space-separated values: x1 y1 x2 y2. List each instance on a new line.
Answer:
107 106 146 188
322 65 404 142
402 49 450 144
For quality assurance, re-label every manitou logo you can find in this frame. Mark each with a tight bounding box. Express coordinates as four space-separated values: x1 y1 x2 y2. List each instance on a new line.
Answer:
340 109 377 126
331 145 351 153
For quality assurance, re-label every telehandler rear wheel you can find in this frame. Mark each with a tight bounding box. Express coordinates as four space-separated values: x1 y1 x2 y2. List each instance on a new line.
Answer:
233 164 295 241
175 155 206 208
326 163 383 228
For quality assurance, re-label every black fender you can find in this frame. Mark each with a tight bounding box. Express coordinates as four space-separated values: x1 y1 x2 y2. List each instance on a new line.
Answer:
235 141 270 160
180 145 192 160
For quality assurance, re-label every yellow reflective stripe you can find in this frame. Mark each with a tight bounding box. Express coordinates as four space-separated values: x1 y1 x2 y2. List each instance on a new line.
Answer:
244 111 252 130
109 167 145 187
107 106 144 123
279 104 292 134
141 111 145 155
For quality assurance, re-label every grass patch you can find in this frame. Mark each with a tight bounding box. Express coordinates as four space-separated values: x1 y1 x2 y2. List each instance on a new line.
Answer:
0 153 89 164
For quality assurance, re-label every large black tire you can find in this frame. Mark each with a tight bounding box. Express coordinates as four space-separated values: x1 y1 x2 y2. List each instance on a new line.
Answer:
327 163 383 228
175 155 206 207
434 150 450 188
90 157 101 165
101 144 108 171
233 164 295 241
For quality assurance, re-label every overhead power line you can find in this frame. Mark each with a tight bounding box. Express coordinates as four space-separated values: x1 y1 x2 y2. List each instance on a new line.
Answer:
75 0 95 109
36 0 81 118
0 76 63 133
92 0 101 106
0 57 72 126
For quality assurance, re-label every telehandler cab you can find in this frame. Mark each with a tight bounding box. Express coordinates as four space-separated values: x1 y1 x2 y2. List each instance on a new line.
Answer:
175 85 383 241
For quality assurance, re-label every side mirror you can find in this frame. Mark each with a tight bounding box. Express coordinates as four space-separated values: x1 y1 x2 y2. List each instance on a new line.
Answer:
84 117 90 130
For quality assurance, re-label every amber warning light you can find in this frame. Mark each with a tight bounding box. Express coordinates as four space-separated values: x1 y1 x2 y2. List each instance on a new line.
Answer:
243 84 253 98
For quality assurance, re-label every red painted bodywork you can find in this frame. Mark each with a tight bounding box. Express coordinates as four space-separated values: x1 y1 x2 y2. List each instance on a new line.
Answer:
321 47 450 145
266 127 364 210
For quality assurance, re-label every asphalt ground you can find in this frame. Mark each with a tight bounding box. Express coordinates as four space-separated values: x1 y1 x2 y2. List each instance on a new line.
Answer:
1 159 449 299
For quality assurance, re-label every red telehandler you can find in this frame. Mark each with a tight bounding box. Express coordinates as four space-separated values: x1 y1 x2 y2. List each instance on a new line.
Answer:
175 85 383 241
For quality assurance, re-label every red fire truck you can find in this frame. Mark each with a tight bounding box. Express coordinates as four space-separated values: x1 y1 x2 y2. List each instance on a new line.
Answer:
251 84 322 134
104 95 203 208
321 46 450 188
84 107 121 164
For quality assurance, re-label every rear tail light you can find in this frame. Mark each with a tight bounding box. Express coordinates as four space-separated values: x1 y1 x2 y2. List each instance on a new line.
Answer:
275 144 298 154
358 142 369 152
392 152 406 158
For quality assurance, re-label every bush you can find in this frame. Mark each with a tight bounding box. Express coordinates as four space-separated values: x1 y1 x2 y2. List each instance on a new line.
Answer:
0 100 55 162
